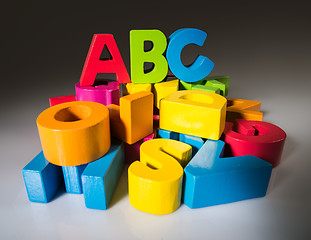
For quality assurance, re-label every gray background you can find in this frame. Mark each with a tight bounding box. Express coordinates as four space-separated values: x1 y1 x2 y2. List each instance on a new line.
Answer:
1 0 310 239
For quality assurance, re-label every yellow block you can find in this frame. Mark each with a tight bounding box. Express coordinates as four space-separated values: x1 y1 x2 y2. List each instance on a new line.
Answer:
37 101 111 166
226 98 263 122
128 138 192 215
160 90 227 140
108 91 154 144
124 83 152 95
153 79 179 109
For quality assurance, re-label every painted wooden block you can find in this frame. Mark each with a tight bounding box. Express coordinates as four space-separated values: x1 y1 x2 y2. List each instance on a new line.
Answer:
192 84 220 94
178 79 202 90
166 28 214 83
124 82 152 95
79 34 131 86
179 78 218 93
157 129 205 157
49 94 90 194
124 133 155 164
107 91 153 144
130 30 168 84
205 76 230 96
179 133 205 157
49 95 76 107
82 139 124 210
75 81 120 106
62 164 87 194
179 76 229 96
183 139 272 209
226 98 263 122
37 101 111 166
128 139 192 215
153 114 160 130
223 119 287 167
157 128 179 140
153 78 179 109
160 90 227 140
204 80 225 94
22 151 63 203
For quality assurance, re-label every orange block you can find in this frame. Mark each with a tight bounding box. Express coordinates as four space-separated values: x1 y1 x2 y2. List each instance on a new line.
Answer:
108 91 154 144
37 101 111 166
226 98 263 122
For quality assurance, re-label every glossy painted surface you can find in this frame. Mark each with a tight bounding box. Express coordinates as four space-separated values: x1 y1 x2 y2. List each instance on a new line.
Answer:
157 128 179 140
223 119 287 167
49 93 89 195
205 75 230 96
179 133 205 157
62 164 87 194
158 129 205 157
130 30 168 84
49 95 76 107
179 76 229 96
124 82 152 95
128 139 192 215
166 28 214 83
82 139 124 210
184 139 272 208
108 91 154 144
37 101 111 166
153 78 179 109
75 81 120 106
22 151 63 203
160 90 227 140
226 98 263 122
79 34 131 86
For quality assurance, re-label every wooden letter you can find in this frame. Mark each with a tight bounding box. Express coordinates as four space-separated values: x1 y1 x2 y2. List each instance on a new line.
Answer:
130 30 168 84
79 34 131 86
160 90 227 140
166 28 214 83
128 139 192 215
184 139 272 208
108 91 153 144
223 119 287 167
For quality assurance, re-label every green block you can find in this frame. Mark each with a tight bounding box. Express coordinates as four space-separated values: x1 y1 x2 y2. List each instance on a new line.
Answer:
179 79 205 90
130 30 168 84
205 76 230 96
204 80 225 96
179 76 230 96
192 84 220 94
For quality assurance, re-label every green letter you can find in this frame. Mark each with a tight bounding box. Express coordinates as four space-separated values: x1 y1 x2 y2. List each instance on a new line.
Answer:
130 30 168 84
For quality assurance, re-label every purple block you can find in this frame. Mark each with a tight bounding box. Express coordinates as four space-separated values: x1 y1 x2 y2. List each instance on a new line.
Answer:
75 81 120 105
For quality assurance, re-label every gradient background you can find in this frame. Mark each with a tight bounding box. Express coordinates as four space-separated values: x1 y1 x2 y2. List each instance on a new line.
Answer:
1 1 310 239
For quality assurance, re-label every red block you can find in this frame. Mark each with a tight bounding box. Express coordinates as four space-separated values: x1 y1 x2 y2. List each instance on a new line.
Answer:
79 34 131 86
49 95 76 107
223 119 286 167
153 115 160 130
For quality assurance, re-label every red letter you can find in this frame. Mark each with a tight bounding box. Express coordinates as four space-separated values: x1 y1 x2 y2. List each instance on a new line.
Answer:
80 34 131 86
223 119 286 167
